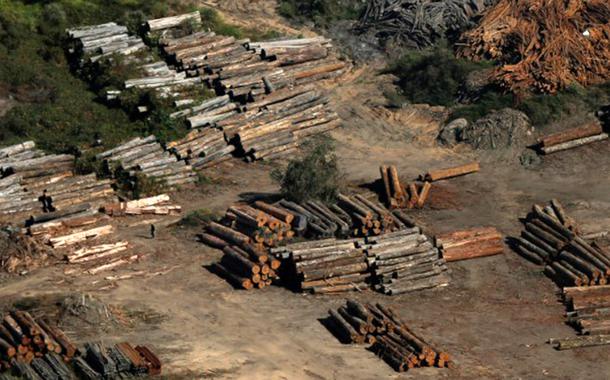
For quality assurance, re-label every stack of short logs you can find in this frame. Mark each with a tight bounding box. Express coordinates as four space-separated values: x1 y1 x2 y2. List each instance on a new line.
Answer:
437 227 504 262
549 286 610 350
0 310 161 377
379 165 431 209
166 124 236 169
274 238 370 294
67 22 147 63
96 135 198 189
327 300 451 372
538 121 608 155
512 199 610 287
367 228 450 295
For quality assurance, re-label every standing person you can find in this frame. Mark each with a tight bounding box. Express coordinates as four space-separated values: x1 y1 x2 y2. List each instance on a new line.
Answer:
150 224 156 239
38 189 49 213
45 192 56 212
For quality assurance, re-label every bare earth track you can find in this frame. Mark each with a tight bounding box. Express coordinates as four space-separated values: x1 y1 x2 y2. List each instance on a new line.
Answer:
1 2 610 379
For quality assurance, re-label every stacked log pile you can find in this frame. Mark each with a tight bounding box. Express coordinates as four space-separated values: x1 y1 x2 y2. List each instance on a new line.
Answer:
367 228 450 295
458 0 610 94
379 165 431 209
67 22 147 63
358 0 496 49
218 87 341 162
0 142 116 223
96 136 197 188
103 194 182 216
437 227 504 262
538 121 608 155
166 124 236 169
146 11 202 34
512 199 610 287
113 61 205 103
275 238 370 294
0 310 161 377
550 286 610 350
327 300 451 372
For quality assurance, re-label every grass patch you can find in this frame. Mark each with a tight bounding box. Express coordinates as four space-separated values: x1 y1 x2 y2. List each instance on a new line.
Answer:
199 7 282 41
278 0 365 27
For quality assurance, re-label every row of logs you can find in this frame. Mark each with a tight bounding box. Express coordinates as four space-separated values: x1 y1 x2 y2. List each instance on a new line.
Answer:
0 310 161 378
327 300 451 372
549 285 610 350
512 200 610 287
67 22 147 63
367 228 450 295
102 194 182 216
96 135 198 189
538 121 608 155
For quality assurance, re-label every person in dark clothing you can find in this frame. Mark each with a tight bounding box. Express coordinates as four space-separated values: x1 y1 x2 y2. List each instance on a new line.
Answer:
38 190 49 213
150 224 156 239
45 193 56 212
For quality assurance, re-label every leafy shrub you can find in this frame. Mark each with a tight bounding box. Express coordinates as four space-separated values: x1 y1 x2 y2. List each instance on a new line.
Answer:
278 0 365 27
386 45 491 106
271 137 342 203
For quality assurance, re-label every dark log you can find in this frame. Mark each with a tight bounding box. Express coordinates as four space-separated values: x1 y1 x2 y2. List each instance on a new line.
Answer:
213 263 253 290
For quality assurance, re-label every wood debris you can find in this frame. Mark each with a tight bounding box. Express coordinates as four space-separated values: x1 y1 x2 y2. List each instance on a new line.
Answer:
0 309 160 377
358 0 496 49
512 199 610 287
327 300 451 372
458 0 610 94
437 227 504 262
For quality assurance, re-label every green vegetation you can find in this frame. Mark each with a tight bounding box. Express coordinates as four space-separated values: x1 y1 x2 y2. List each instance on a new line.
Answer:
0 0 197 156
278 0 365 27
199 7 282 41
271 137 342 203
386 45 610 127
385 45 491 107
179 208 220 227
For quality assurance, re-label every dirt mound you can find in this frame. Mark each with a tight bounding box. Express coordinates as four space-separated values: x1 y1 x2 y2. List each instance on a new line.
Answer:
458 0 610 94
458 108 532 151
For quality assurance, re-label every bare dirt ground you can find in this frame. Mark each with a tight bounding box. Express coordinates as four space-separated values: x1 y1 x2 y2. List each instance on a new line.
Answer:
2 2 610 379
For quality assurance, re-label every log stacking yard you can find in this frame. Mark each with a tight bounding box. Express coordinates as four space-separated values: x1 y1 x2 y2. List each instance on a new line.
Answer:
0 309 161 378
0 141 182 276
66 11 347 171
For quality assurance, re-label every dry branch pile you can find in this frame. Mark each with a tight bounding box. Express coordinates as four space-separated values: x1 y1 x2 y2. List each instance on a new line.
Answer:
458 0 610 94
358 0 496 48
437 227 504 262
327 300 451 372
379 165 431 209
0 229 53 274
512 200 610 287
67 22 147 63
96 136 197 189
537 121 608 155
0 142 115 223
368 228 449 295
550 286 610 350
0 309 161 377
